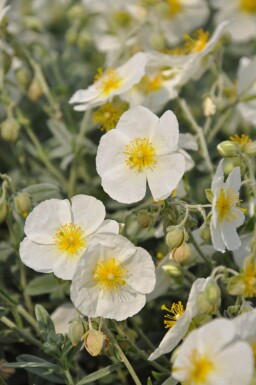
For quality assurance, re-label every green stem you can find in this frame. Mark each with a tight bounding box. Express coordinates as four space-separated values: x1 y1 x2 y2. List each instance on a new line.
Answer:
0 316 41 348
103 323 143 385
189 231 213 269
207 109 232 143
64 369 75 385
178 98 213 175
16 305 40 334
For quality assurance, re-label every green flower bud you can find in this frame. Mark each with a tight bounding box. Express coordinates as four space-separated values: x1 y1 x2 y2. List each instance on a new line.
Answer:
77 30 92 50
162 262 182 277
14 193 32 218
217 141 240 158
84 329 108 357
205 188 213 203
137 210 153 229
68 318 86 346
0 200 8 223
15 68 31 88
244 141 256 156
67 5 86 21
196 278 221 314
170 242 193 265
166 226 187 250
1 118 20 142
65 28 78 45
28 77 43 101
199 224 211 242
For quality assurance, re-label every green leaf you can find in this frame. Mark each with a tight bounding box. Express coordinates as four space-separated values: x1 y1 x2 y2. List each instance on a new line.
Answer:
25 274 60 296
147 377 153 385
76 364 121 385
0 306 8 317
23 183 61 202
35 304 55 335
0 241 13 262
161 376 178 385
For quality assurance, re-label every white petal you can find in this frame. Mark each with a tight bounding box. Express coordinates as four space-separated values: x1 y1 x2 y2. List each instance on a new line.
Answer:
69 85 101 104
95 219 119 234
237 57 256 95
149 311 191 360
151 110 179 154
211 159 224 191
226 167 241 191
116 105 159 140
116 52 147 95
187 278 207 317
101 163 147 204
24 199 71 244
52 251 82 280
71 195 105 235
178 133 198 151
222 222 242 251
20 237 58 273
96 129 128 177
146 153 185 201
233 310 256 341
210 220 225 253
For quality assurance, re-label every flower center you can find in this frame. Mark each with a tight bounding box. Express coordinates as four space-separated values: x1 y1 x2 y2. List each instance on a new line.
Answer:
251 343 256 367
139 74 164 94
188 351 214 383
54 223 86 255
113 11 132 27
92 100 128 132
240 0 256 13
124 137 157 172
161 301 184 329
215 187 241 222
230 134 252 148
183 29 209 53
93 257 128 292
95 68 123 96
167 0 183 17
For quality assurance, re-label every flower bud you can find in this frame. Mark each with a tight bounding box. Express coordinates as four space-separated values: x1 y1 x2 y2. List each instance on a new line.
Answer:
244 141 256 156
166 226 187 250
14 193 32 217
28 77 43 101
170 242 193 264
162 262 182 277
15 68 31 88
1 118 20 142
196 278 221 314
0 200 8 223
217 141 240 158
137 210 153 229
199 224 211 242
67 5 86 21
68 318 85 346
203 96 216 117
84 329 108 357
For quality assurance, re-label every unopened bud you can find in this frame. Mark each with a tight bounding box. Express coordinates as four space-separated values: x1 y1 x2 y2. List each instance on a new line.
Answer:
170 242 192 264
137 210 153 229
67 5 86 21
199 224 211 242
244 141 256 156
84 329 108 357
15 68 31 88
0 200 8 222
217 141 240 158
166 226 187 250
197 278 221 314
205 189 213 203
14 193 32 217
28 77 43 101
162 262 182 277
68 318 85 346
1 118 20 142
203 97 216 117
0 359 15 380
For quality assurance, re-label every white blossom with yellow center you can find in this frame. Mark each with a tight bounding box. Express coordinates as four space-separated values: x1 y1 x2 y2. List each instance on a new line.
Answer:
213 0 256 42
96 105 185 204
172 318 253 385
69 52 147 111
19 195 119 280
210 160 245 253
70 233 156 321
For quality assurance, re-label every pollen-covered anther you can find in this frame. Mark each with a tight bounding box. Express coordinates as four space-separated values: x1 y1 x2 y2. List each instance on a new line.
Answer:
161 300 184 329
93 257 128 292
216 188 242 222
124 137 157 172
54 223 86 255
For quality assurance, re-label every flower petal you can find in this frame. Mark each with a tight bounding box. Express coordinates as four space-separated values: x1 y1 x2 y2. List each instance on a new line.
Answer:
152 110 179 154
95 219 119 235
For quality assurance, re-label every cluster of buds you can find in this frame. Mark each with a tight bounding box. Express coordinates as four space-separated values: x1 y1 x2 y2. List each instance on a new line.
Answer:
217 134 256 158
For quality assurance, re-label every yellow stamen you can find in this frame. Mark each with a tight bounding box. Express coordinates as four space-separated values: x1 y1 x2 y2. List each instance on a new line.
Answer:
92 100 128 132
54 223 86 256
124 137 157 172
215 187 242 222
93 257 128 292
230 134 252 147
167 0 183 17
139 74 164 94
188 350 214 383
94 68 123 96
183 29 210 53
161 301 184 329
240 0 256 13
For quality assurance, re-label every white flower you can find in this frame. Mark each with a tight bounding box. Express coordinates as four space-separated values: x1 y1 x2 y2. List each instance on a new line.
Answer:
233 232 254 267
213 0 256 43
210 160 245 253
149 277 215 360
0 0 9 23
172 318 254 385
70 233 156 321
19 195 119 280
96 105 185 204
69 53 147 111
236 56 256 127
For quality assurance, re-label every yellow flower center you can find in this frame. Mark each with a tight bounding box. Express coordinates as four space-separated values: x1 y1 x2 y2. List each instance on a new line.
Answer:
161 301 184 329
92 100 128 132
93 257 128 292
113 11 132 27
215 187 241 222
230 134 252 147
95 68 123 96
167 0 183 17
54 223 86 256
240 0 256 13
188 351 214 383
139 74 164 94
124 137 157 172
165 29 209 56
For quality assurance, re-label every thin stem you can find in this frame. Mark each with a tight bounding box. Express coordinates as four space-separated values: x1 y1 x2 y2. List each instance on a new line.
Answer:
16 305 40 334
64 369 75 385
178 98 213 174
103 323 143 385
0 316 41 348
207 109 232 143
189 231 213 269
